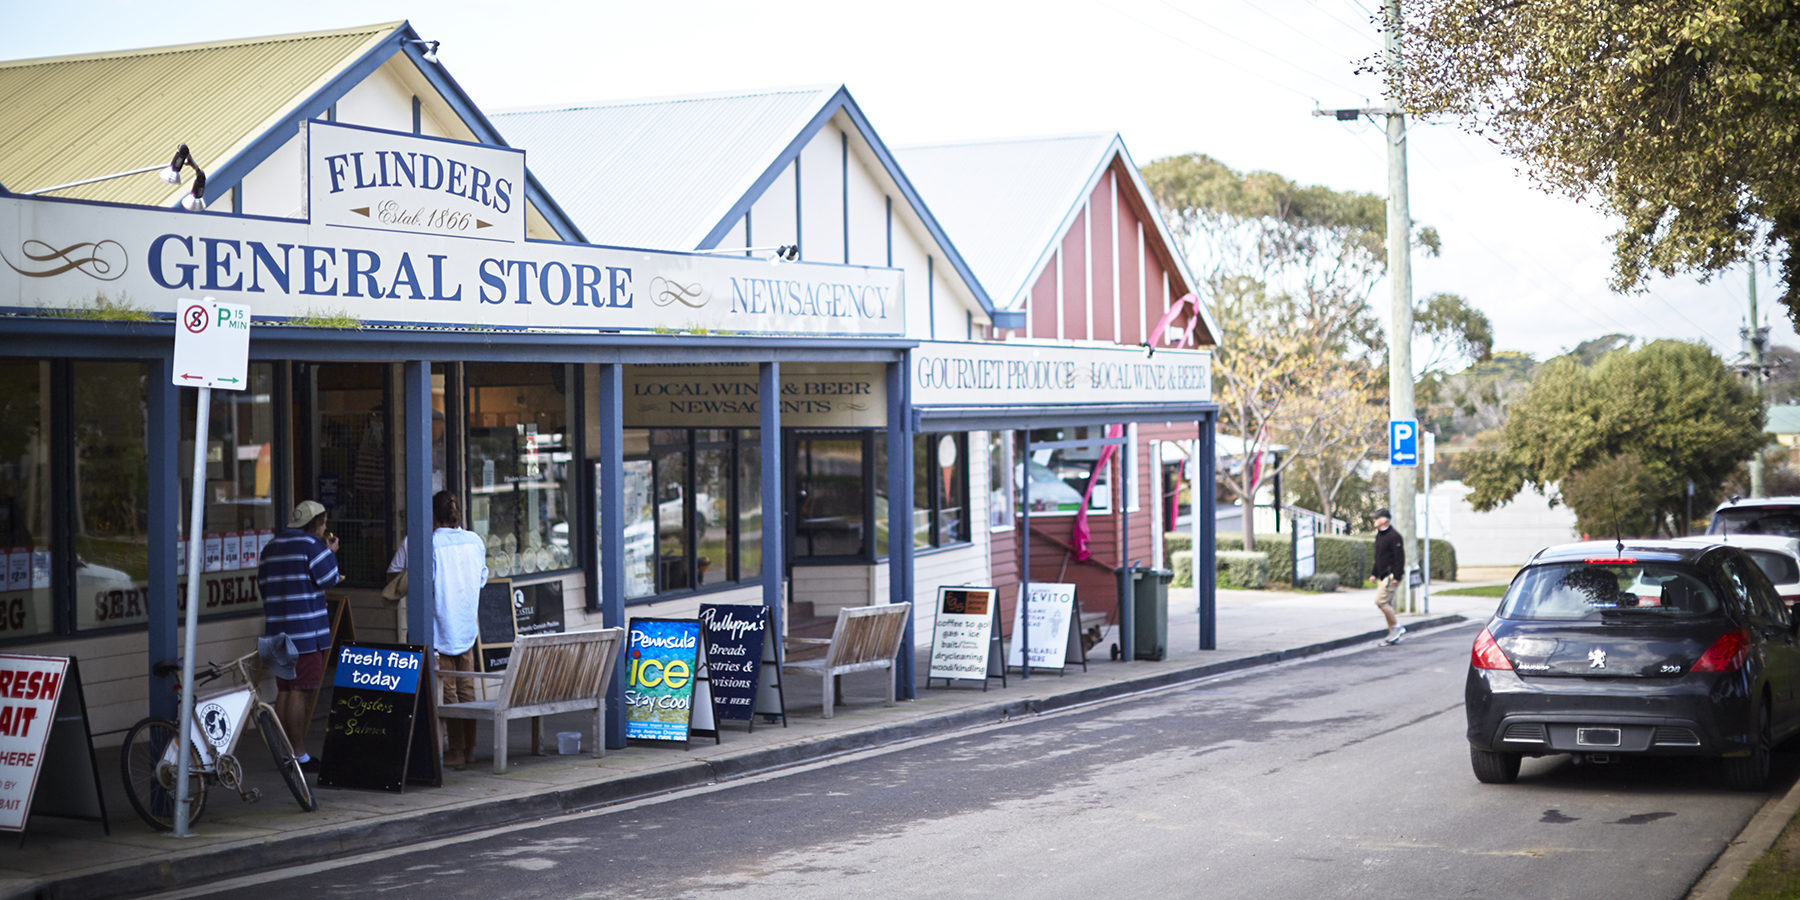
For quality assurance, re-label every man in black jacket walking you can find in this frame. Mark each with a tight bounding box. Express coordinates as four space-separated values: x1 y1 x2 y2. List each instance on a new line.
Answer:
1371 509 1405 644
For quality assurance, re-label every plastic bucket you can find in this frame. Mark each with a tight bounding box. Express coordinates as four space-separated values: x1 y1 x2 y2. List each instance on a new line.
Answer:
556 731 581 755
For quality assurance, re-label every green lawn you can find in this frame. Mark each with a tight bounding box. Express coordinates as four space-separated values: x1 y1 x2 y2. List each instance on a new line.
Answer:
1433 584 1509 598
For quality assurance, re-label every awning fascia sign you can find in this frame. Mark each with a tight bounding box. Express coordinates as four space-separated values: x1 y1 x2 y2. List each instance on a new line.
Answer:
911 340 1212 408
0 194 904 337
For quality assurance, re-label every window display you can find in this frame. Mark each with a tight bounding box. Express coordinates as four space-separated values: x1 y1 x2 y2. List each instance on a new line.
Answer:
179 363 277 621
623 428 761 600
467 364 574 579
913 432 968 549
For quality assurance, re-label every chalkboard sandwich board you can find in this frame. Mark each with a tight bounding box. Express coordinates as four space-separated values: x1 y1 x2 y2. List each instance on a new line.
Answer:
319 642 433 792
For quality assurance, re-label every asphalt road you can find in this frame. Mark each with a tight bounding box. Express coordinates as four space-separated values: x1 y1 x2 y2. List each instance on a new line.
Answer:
180 623 1797 900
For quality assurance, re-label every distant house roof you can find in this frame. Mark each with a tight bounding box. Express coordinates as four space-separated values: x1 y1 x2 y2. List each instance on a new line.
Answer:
0 22 583 240
895 132 1216 343
493 85 1013 326
1769 404 1800 435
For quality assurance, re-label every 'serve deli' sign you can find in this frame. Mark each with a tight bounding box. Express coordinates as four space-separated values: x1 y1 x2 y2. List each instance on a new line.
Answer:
0 123 903 336
911 341 1212 406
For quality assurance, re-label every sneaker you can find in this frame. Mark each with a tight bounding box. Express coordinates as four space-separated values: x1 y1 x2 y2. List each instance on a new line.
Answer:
1381 626 1407 646
298 756 321 772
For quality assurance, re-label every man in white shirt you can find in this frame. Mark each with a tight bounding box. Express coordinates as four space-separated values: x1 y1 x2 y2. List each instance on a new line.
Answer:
390 491 489 766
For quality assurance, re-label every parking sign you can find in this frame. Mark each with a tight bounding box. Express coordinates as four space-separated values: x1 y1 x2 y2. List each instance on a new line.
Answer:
1390 419 1418 467
172 298 251 390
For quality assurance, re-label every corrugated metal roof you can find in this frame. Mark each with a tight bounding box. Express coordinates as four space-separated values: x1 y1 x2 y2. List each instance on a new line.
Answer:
0 23 400 206
895 134 1118 307
493 87 837 250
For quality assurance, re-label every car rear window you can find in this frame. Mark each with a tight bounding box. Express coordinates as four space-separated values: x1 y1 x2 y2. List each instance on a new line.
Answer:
1746 549 1800 586
1710 506 1800 537
1499 562 1720 620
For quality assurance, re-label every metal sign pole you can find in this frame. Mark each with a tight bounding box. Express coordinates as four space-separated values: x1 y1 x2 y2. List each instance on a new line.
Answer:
173 386 210 838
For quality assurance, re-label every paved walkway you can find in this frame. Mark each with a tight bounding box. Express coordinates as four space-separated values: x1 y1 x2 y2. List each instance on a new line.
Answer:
4 582 1504 900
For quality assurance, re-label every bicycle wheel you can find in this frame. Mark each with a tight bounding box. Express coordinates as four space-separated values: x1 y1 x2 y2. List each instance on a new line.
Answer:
119 717 206 832
256 706 317 812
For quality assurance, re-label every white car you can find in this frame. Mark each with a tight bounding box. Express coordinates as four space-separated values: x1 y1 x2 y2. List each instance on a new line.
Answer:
1673 534 1800 607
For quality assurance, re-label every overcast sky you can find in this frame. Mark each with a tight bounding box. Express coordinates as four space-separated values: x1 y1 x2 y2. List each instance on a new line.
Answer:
4 0 1782 365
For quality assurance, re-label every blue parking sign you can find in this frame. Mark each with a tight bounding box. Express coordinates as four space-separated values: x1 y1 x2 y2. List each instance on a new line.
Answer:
1390 420 1419 467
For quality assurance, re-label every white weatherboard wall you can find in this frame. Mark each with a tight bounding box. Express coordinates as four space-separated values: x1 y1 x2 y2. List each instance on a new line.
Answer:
725 113 987 344
1434 480 1580 567
231 55 561 239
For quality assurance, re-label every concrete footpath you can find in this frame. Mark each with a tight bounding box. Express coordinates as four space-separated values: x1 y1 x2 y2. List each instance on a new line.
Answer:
5 581 1508 900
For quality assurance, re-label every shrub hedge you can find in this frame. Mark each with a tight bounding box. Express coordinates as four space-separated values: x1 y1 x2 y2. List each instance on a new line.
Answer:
1166 531 1457 589
1217 550 1269 589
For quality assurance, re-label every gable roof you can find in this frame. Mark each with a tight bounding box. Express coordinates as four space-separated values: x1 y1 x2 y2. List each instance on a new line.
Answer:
0 22 583 241
494 86 1017 327
896 132 1217 345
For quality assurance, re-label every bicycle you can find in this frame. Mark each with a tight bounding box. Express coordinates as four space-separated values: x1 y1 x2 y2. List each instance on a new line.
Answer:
119 650 317 831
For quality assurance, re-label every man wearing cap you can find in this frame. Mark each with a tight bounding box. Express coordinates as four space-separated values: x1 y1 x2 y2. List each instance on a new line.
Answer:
1371 508 1406 645
258 500 340 770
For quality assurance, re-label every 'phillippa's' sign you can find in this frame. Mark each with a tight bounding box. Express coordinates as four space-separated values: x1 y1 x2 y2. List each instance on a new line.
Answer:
305 121 526 243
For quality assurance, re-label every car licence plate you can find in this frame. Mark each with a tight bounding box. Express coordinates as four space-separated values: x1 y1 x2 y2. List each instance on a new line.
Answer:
1577 727 1622 746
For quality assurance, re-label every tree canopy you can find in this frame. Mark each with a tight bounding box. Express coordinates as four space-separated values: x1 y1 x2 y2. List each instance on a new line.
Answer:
1461 339 1764 535
1395 0 1800 323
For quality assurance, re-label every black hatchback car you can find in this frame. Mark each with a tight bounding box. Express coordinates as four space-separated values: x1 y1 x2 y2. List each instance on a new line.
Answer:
1465 540 1800 790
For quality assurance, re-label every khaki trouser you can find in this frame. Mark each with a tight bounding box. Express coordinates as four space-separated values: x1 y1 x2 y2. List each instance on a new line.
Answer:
1374 576 1399 628
437 649 478 759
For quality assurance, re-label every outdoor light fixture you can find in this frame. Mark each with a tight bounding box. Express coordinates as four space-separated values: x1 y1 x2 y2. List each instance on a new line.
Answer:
408 39 440 63
25 141 208 210
690 244 801 265
161 144 207 211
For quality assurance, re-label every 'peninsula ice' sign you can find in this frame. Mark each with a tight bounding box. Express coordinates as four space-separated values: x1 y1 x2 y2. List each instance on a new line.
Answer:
306 120 527 243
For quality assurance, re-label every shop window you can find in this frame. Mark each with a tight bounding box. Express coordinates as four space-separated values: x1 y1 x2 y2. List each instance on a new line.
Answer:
467 364 575 579
913 433 969 549
73 362 150 631
989 431 1014 530
0 362 52 638
306 364 392 587
622 428 760 601
1019 427 1112 517
178 364 278 622
792 433 867 559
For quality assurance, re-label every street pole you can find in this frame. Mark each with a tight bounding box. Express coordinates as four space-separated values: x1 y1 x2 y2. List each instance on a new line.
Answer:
1314 0 1418 611
1747 265 1766 498
174 386 210 838
1383 0 1418 613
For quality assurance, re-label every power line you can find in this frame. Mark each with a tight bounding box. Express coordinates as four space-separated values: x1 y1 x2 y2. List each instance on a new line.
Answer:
1155 0 1370 98
1218 0 1374 65
1090 0 1325 103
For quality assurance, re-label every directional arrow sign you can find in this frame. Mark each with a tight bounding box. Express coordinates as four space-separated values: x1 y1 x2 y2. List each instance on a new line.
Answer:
172 298 251 390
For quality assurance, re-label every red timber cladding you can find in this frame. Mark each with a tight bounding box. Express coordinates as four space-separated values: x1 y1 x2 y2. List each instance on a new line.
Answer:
1091 175 1115 343
1060 208 1086 339
1021 163 1187 345
990 424 1200 639
1117 193 1143 345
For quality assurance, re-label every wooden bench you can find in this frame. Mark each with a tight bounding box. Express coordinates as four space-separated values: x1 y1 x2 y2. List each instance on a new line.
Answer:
782 603 911 718
436 627 625 773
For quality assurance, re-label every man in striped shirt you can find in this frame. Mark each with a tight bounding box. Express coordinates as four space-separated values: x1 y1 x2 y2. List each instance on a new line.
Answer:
259 500 341 769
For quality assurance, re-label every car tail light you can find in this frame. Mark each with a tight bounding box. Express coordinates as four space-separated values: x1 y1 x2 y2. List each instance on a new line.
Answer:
1471 627 1512 670
1691 628 1752 673
1585 557 1637 565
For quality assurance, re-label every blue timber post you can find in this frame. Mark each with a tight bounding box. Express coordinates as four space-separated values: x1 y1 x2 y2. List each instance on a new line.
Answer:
146 356 180 720
760 362 784 640
598 363 628 749
1199 412 1218 650
887 355 915 699
404 360 435 651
